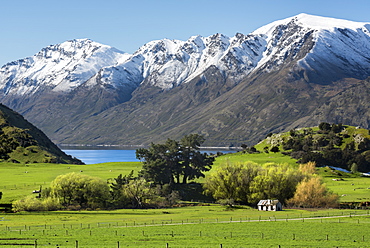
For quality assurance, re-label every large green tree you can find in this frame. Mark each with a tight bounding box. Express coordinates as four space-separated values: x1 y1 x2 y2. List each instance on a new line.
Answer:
136 134 214 185
250 163 305 204
203 162 261 205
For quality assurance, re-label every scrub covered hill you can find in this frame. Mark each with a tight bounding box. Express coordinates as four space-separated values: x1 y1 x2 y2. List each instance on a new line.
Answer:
0 103 83 164
255 123 370 172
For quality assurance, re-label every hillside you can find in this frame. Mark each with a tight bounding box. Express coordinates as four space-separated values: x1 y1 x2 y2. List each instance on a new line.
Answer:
0 104 83 164
255 123 370 172
0 14 370 146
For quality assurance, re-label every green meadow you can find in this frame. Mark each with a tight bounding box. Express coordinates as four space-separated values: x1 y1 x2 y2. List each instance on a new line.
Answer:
0 162 140 203
1 152 370 247
0 207 370 247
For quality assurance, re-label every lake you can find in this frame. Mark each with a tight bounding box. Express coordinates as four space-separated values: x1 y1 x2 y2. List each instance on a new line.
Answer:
62 149 236 164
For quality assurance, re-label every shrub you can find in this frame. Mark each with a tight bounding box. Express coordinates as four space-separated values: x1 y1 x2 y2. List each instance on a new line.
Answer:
287 177 339 208
13 196 61 212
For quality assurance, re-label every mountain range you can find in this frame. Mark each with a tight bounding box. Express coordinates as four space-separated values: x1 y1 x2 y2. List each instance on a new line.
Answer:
0 13 370 147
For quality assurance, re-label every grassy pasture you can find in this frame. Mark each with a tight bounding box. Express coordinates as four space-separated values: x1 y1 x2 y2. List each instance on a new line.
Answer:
0 152 297 203
0 207 370 247
0 162 140 202
211 152 298 169
324 176 370 202
1 152 370 246
2 151 370 203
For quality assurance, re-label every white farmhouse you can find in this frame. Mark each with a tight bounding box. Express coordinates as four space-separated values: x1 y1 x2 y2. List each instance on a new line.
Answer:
257 199 282 211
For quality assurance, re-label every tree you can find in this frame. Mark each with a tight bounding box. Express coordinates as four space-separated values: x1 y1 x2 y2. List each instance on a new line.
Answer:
110 171 134 208
137 134 214 185
319 122 331 131
50 172 110 209
204 162 306 206
270 146 280 153
287 177 339 208
298 162 317 175
180 134 214 184
350 163 358 173
241 144 248 150
137 139 181 185
250 164 305 204
203 162 261 205
122 177 155 208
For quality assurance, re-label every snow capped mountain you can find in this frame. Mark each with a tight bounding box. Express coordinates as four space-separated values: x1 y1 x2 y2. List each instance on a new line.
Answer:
0 39 128 95
1 13 369 96
113 33 265 89
251 13 370 81
1 13 370 146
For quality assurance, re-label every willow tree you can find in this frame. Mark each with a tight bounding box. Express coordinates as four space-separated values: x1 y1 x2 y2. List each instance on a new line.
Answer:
250 163 306 204
50 172 110 209
205 162 307 205
203 162 261 205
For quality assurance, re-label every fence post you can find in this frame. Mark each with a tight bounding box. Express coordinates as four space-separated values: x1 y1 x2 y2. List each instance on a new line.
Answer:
34 240 37 248
75 240 78 248
117 241 120 248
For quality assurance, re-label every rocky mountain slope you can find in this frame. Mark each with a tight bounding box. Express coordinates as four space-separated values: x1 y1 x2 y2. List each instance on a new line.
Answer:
0 14 369 146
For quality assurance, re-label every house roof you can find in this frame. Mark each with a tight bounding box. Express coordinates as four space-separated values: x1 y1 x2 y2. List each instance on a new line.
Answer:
257 199 280 206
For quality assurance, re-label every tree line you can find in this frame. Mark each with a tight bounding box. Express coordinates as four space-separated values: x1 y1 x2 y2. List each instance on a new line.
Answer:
13 134 213 211
204 161 339 208
12 133 339 211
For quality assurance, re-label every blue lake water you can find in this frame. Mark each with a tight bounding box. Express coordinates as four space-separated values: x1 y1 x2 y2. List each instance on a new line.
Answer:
62 149 235 164
63 149 139 164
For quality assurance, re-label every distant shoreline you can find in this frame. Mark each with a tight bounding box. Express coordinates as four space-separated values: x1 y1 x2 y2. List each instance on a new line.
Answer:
59 144 241 150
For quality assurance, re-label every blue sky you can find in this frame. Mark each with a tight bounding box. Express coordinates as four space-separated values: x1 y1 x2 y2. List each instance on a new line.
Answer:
0 0 369 66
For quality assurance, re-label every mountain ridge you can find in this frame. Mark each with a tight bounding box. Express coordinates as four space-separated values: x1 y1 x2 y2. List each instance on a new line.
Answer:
0 13 370 146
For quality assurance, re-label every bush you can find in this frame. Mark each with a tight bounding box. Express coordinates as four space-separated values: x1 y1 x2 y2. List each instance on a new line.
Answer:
287 177 339 208
13 196 61 212
51 172 110 209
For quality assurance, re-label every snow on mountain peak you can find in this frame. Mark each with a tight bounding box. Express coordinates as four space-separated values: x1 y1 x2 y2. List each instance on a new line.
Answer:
253 13 370 37
1 14 370 96
0 39 127 95
294 13 369 31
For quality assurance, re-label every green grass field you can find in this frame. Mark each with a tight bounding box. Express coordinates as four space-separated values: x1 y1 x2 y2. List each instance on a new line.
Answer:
0 207 370 247
0 162 140 202
2 152 370 247
2 151 370 204
212 152 298 168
